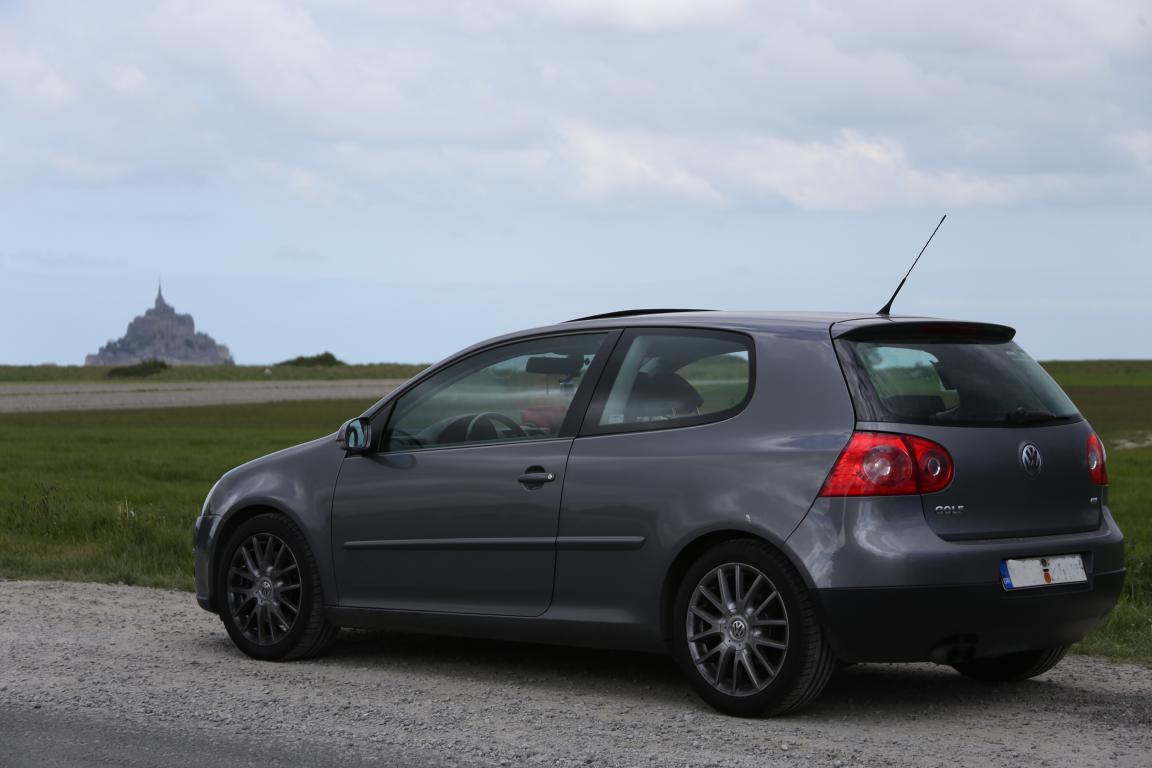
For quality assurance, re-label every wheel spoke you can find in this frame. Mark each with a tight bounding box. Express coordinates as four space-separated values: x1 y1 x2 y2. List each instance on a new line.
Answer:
716 567 732 607
713 645 732 686
734 566 745 605
690 605 721 625
249 538 265 571
749 642 777 678
754 590 779 616
264 536 277 570
751 618 787 627
741 574 764 610
239 547 260 579
739 649 762 689
230 567 255 583
697 643 724 665
697 585 724 612
752 636 787 651
688 627 721 643
269 604 290 633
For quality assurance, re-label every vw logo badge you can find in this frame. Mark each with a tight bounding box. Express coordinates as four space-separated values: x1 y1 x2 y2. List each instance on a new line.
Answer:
1020 443 1043 476
730 618 747 641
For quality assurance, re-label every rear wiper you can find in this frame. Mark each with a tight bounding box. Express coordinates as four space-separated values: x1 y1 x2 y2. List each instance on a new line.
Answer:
1005 407 1058 424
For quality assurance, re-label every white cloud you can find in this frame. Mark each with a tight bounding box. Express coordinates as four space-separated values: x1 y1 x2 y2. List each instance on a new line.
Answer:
0 48 73 107
108 66 147 94
559 123 721 202
558 125 1083 209
526 0 745 28
0 0 1147 209
1114 131 1152 166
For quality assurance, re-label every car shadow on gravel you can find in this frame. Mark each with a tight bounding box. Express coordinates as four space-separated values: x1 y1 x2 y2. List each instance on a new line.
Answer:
321 629 692 703
267 629 1152 724
813 663 1152 726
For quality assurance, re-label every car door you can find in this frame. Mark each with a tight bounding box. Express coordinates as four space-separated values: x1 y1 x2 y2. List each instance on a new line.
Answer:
330 331 615 617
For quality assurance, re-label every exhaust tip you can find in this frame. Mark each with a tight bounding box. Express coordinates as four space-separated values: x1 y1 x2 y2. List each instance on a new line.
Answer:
928 635 979 665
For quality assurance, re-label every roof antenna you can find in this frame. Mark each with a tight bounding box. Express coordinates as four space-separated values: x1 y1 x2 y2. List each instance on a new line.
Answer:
877 214 947 316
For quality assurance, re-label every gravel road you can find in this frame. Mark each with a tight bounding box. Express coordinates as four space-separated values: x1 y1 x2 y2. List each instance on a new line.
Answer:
0 582 1149 767
0 380 404 413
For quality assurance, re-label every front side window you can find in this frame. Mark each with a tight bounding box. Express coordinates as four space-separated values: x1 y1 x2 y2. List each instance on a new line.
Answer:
593 330 752 432
384 333 608 451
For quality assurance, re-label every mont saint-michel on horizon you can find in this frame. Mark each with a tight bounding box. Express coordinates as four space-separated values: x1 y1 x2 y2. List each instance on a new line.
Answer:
85 285 234 366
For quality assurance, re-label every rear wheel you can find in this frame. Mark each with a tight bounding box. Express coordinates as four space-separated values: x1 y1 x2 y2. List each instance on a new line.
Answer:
672 539 834 716
952 646 1068 682
216 513 337 661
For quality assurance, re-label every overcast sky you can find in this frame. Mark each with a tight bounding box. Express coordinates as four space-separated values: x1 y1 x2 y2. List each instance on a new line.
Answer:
2 0 1149 364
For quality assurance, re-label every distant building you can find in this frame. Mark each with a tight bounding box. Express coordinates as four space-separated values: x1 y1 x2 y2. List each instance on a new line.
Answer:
85 285 234 366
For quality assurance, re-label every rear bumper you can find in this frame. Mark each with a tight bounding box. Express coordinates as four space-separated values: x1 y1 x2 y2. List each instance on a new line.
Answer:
817 569 1125 663
788 496 1126 662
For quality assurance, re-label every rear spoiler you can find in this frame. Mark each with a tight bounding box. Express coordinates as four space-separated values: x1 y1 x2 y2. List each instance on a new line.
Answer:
831 319 1016 343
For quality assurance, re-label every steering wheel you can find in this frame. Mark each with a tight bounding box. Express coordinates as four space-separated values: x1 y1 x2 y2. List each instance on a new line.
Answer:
465 412 525 441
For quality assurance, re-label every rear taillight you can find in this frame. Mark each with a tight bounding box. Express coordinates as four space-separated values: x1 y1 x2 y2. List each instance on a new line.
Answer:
819 431 954 497
1087 432 1108 485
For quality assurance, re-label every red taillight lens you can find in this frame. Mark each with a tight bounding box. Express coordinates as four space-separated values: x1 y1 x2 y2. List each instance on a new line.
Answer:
819 431 954 497
1087 432 1108 485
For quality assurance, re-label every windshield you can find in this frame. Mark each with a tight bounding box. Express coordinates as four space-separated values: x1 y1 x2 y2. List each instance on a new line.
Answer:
837 338 1080 427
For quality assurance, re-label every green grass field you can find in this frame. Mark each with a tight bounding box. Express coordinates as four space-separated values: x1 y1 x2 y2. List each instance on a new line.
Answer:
0 363 427 383
0 362 1147 664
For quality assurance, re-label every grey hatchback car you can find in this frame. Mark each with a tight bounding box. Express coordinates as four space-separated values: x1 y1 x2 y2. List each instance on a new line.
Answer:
194 310 1125 716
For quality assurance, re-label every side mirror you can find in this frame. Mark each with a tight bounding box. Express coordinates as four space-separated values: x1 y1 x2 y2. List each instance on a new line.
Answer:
336 417 372 453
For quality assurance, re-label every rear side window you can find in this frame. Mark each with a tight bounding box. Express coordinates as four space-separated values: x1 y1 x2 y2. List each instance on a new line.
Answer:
837 338 1079 427
586 329 753 434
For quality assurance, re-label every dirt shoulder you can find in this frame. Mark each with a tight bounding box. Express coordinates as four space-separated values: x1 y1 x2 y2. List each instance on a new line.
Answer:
0 581 1149 768
0 380 403 413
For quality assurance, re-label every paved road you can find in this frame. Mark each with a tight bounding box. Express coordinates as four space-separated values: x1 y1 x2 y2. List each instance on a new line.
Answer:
1 581 1149 768
0 380 404 413
0 703 461 768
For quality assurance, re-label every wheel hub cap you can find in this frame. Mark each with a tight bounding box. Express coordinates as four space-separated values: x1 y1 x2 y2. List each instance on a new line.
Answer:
729 617 748 642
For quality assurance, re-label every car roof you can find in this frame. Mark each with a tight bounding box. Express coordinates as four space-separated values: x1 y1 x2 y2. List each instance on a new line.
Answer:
468 309 998 351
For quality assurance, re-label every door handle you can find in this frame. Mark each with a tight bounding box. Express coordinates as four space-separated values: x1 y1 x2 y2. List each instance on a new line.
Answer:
518 469 556 485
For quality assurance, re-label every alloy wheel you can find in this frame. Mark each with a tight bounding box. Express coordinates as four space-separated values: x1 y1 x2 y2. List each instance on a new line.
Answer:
685 562 789 697
226 532 302 646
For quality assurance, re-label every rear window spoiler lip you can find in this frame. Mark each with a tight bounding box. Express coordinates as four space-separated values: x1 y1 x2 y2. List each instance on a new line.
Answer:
830 318 1016 343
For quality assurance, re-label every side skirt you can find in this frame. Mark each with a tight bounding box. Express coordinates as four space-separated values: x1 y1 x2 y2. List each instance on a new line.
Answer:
324 605 666 654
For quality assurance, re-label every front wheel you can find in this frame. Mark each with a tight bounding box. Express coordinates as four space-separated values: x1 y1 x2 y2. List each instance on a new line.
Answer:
952 646 1068 682
216 513 337 661
672 540 835 717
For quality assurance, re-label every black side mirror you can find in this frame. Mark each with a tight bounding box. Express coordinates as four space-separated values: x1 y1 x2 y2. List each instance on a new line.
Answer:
336 417 372 453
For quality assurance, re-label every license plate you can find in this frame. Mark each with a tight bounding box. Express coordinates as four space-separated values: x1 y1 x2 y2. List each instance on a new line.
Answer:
1000 554 1087 590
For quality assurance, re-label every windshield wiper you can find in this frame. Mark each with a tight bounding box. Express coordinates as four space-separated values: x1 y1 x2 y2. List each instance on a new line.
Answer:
1005 407 1058 425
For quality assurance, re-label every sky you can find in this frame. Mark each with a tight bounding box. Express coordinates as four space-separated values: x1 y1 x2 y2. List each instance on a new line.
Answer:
1 0 1149 365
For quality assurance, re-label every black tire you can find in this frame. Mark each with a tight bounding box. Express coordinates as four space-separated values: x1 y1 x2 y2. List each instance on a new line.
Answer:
672 539 835 717
952 646 1068 682
215 513 338 661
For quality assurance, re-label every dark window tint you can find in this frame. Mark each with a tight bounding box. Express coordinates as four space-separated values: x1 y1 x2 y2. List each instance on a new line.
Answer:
593 330 752 431
385 333 608 451
837 339 1079 427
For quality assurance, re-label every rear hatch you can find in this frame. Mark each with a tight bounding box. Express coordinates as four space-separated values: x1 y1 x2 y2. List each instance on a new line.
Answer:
832 320 1102 540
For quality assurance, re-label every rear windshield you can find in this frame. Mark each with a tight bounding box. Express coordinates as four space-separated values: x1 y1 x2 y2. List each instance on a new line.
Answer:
836 338 1080 427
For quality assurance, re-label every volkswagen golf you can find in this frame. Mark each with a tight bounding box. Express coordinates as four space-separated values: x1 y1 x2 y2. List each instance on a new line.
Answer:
194 309 1125 716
